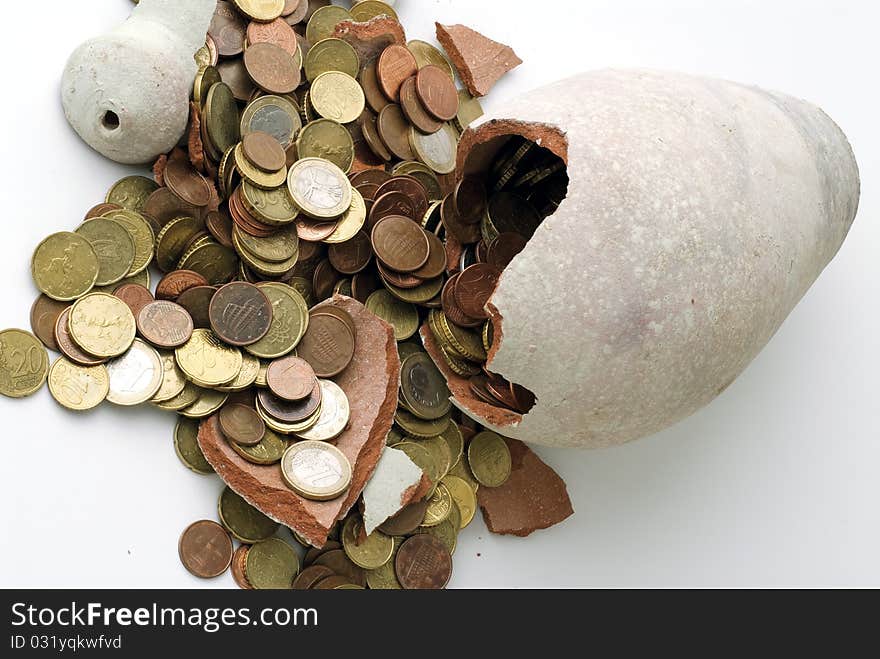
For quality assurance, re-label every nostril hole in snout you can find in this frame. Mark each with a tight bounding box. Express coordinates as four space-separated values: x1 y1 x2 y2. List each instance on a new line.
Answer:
101 111 120 131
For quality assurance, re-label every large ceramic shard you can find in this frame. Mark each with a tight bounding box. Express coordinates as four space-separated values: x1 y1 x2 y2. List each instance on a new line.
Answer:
61 0 216 164
199 296 400 547
436 69 860 449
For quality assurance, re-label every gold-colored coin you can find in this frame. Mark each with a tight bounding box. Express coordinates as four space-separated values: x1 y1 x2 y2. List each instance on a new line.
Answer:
421 481 453 527
441 475 477 528
234 0 284 22
175 329 243 387
155 216 203 272
409 123 458 175
296 119 355 173
92 269 150 295
365 537 403 590
102 209 155 276
218 486 280 543
245 282 309 359
204 82 241 158
246 538 300 590
150 351 189 403
341 515 394 570
105 175 158 212
235 144 287 189
383 274 444 305
229 426 288 465
258 397 322 435
235 223 298 263
309 71 365 124
31 232 99 302
455 88 484 131
194 65 221 106
177 241 238 285
296 380 350 442
407 40 455 80
75 218 136 287
439 422 464 470
217 352 261 392
179 388 229 418
305 5 352 44
323 188 366 244
447 456 480 493
420 436 453 481
255 360 269 388
47 357 109 411
68 293 136 358
232 229 299 277
416 500 460 555
435 310 486 361
173 418 214 475
393 161 444 201
365 289 419 341
467 431 512 488
240 181 299 226
392 441 440 485
153 381 201 411
394 407 450 440
351 0 398 22
0 329 50 398
304 38 360 83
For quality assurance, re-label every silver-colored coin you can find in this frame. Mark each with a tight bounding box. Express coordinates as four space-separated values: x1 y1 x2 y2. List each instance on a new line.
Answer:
241 95 302 149
295 379 350 442
280 440 352 501
105 339 164 406
409 123 457 174
286 158 352 219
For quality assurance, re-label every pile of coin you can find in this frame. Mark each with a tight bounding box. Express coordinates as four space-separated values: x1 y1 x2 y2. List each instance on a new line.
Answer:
0 0 561 588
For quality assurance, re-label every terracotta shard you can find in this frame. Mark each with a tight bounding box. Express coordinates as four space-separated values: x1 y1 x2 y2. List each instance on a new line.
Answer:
199 295 400 547
361 446 424 534
187 102 206 174
476 438 573 537
435 23 522 97
334 17 406 70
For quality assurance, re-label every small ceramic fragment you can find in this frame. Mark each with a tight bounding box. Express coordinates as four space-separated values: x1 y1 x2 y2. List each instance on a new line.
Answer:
435 23 522 97
362 446 425 534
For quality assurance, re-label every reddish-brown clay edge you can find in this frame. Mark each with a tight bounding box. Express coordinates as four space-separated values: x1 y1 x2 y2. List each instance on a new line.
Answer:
334 17 407 70
477 438 574 536
199 295 400 547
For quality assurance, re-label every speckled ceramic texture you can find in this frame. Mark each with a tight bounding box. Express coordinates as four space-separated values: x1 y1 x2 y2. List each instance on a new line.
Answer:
454 69 860 449
61 0 215 164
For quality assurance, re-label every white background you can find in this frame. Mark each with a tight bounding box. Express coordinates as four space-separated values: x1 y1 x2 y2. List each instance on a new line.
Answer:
0 0 877 588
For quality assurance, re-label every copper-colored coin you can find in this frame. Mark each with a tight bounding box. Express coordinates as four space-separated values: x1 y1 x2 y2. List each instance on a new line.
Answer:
370 192 416 229
512 382 537 414
487 232 529 270
30 295 68 352
231 545 253 589
371 215 430 273
297 312 355 377
137 301 195 349
210 1 247 57
84 202 121 220
176 286 216 329
327 230 372 274
292 565 334 590
303 540 342 566
217 58 257 102
349 169 392 188
311 258 339 300
415 64 460 122
266 356 317 401
379 498 430 536
351 271 380 304
143 188 201 229
315 306 356 339
411 230 447 280
440 193 481 244
257 383 321 423
454 263 501 321
156 270 210 301
312 575 354 589
376 262 422 290
247 18 300 57
395 534 452 589
209 282 274 346
242 131 287 173
219 403 266 445
296 217 340 243
441 274 482 329
164 158 212 207
359 62 390 114
205 210 234 248
360 111 392 162
114 284 155 320
179 520 234 579
376 176 429 221
400 75 443 134
485 372 521 411
469 373 500 405
454 176 487 223
313 549 366 587
355 183 380 202
377 104 416 161
230 188 278 238
244 42 301 95
54 308 105 366
284 0 308 22
377 44 418 102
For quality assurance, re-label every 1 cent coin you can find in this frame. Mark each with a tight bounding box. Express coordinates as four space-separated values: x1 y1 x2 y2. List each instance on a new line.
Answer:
371 215 430 273
114 284 155 319
395 534 452 589
242 131 287 173
209 282 274 346
219 403 266 446
296 312 355 378
327 230 373 274
30 295 69 352
453 263 501 320
415 64 460 121
137 301 195 348
178 520 234 579
266 356 317 401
